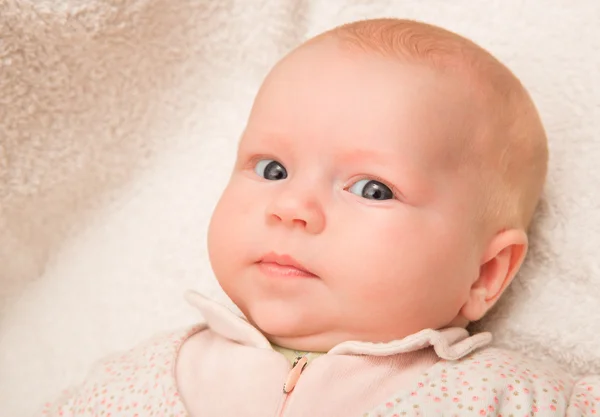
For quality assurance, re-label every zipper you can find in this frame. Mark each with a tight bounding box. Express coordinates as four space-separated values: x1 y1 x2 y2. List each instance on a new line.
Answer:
277 355 309 417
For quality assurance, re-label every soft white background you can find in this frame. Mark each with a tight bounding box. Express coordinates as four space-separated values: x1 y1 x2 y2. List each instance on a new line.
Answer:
0 0 599 415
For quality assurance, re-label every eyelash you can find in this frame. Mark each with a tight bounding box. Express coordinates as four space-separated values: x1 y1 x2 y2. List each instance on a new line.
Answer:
242 154 278 171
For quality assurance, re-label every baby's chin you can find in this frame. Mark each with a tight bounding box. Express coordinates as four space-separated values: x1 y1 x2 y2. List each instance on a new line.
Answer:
244 305 337 351
248 307 316 340
251 311 404 352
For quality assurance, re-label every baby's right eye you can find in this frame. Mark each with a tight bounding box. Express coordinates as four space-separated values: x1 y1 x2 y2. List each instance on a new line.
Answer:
348 179 394 200
254 159 288 181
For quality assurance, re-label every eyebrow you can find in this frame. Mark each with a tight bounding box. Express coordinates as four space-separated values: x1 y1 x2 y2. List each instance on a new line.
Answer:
337 149 390 165
339 148 436 205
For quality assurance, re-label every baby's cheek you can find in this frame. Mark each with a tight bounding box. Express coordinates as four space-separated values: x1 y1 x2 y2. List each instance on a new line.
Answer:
211 181 259 234
208 194 243 269
208 181 268 271
338 270 411 310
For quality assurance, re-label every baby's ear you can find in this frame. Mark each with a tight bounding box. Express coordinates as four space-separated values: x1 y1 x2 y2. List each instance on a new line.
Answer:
460 229 528 322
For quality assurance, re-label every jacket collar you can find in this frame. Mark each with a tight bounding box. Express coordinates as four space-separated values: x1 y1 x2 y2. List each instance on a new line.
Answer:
185 290 492 360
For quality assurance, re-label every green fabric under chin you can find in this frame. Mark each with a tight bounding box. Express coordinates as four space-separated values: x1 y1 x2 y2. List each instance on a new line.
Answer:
271 343 325 365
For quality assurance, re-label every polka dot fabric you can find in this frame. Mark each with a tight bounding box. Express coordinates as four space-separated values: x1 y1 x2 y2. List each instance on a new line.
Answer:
40 326 202 417
365 347 600 417
567 376 600 416
39 325 599 417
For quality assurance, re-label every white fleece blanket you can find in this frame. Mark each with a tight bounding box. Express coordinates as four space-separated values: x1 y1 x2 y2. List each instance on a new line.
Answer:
0 0 599 415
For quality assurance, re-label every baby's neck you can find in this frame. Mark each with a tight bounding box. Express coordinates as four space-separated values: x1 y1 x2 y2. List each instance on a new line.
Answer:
271 342 325 364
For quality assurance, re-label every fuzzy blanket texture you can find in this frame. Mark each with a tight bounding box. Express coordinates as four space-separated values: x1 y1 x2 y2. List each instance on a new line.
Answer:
0 0 599 415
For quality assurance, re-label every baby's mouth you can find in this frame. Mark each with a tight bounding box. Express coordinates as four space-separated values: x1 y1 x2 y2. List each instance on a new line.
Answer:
257 252 319 278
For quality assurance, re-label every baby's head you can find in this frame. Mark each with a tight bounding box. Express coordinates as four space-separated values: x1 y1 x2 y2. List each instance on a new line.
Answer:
207 19 548 351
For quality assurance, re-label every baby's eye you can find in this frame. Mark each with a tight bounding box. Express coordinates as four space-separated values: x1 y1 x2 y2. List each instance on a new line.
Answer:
254 159 288 180
348 179 394 200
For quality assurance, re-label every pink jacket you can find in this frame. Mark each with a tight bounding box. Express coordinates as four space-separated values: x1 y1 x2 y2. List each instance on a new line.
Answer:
42 291 599 416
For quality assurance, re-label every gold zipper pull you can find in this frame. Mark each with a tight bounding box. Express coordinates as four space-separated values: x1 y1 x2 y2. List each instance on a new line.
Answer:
283 356 308 393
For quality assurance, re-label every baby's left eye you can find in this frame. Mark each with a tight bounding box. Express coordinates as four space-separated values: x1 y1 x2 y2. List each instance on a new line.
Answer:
254 158 287 180
348 179 394 200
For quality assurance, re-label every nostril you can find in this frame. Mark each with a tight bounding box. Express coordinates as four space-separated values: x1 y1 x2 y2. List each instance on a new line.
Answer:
292 219 307 227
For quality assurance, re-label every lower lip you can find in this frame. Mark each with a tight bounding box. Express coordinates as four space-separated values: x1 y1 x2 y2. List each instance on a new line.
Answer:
257 262 319 279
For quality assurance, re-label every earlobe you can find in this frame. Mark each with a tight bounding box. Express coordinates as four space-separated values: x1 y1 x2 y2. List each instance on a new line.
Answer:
460 229 528 322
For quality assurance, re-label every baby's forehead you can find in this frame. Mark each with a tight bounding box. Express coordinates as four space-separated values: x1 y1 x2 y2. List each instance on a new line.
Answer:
248 22 512 167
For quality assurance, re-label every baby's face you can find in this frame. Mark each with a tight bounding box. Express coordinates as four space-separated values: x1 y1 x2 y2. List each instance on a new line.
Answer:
208 39 488 350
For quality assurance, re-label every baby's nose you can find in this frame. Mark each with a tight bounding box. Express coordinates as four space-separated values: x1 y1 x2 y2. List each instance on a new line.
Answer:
266 190 326 234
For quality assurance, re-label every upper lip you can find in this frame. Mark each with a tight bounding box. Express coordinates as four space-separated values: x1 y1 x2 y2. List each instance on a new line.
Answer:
259 252 316 276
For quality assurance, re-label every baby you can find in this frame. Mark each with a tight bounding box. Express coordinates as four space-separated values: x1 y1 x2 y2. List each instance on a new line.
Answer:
42 18 598 417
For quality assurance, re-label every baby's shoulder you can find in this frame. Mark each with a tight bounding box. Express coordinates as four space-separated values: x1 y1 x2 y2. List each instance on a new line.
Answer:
97 325 206 375
459 346 572 387
368 346 577 416
107 325 206 365
41 325 206 416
